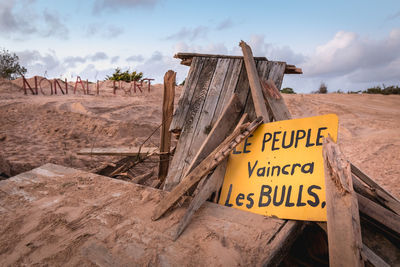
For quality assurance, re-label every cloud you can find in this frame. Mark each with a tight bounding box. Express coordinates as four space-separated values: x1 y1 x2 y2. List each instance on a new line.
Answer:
165 26 209 41
93 0 159 12
216 18 234 30
0 0 36 34
387 10 400 20
85 23 124 38
149 51 163 62
89 52 108 61
42 10 69 39
64 56 87 68
126 55 144 62
110 56 120 64
0 1 69 39
18 50 66 78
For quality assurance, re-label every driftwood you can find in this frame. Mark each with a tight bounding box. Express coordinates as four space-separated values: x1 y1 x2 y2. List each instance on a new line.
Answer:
323 136 364 267
158 70 176 184
78 147 157 157
129 169 155 185
152 117 263 221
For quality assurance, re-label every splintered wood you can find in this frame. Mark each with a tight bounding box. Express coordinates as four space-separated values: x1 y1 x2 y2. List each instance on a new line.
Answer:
323 136 364 267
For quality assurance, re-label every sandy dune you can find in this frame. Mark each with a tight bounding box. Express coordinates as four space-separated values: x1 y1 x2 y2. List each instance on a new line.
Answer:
0 79 399 198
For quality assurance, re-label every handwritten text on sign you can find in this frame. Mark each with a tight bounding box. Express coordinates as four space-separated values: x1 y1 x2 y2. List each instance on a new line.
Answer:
219 114 338 221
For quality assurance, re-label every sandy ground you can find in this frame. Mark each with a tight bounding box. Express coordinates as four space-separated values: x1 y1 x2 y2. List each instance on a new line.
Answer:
0 78 399 199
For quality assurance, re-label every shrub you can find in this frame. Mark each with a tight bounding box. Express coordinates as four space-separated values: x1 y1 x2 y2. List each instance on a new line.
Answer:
317 82 328 94
280 87 296 94
106 68 143 82
0 49 27 80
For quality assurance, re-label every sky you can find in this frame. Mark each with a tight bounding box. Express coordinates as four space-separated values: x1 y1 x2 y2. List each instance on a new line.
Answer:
1 0 400 93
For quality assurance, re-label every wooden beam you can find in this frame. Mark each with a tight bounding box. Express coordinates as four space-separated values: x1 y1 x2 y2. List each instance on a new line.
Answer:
362 244 390 267
152 116 263 221
174 52 302 74
357 193 400 236
261 78 292 121
323 136 364 267
351 164 400 215
173 113 249 240
77 147 157 157
239 41 271 122
184 93 243 175
158 70 176 184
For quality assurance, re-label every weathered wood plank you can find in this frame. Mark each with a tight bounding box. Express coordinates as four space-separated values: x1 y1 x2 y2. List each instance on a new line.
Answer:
323 136 364 267
170 57 204 132
240 41 270 122
363 243 391 267
159 70 176 184
183 58 231 172
210 59 243 126
184 93 243 175
357 193 400 236
164 58 218 191
174 112 249 239
351 164 400 215
78 147 157 156
152 117 263 221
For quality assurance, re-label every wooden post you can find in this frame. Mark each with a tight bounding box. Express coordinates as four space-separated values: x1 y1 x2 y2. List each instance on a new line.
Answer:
239 40 270 122
158 70 176 184
323 136 364 267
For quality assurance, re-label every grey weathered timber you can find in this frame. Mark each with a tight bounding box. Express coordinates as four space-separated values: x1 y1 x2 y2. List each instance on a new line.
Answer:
164 58 218 191
152 117 263 221
240 41 270 122
159 70 176 184
78 147 157 156
170 57 205 133
174 52 302 74
174 113 249 240
323 136 364 267
352 163 400 215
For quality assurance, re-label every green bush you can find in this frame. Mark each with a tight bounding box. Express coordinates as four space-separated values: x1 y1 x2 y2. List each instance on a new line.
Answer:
280 87 296 94
106 68 143 82
0 49 27 80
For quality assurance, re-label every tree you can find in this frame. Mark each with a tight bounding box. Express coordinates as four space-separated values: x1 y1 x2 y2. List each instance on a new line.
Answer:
0 49 27 80
317 82 328 94
106 68 143 82
280 87 296 94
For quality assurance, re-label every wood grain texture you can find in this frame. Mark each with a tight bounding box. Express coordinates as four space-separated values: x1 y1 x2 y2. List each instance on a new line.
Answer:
159 70 176 183
323 136 364 267
152 117 263 221
78 147 157 156
164 58 218 191
240 41 270 122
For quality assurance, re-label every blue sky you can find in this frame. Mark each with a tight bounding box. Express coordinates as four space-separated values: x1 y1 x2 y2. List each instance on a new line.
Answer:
1 0 400 92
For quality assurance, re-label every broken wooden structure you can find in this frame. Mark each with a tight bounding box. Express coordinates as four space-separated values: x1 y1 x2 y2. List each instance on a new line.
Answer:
72 41 400 265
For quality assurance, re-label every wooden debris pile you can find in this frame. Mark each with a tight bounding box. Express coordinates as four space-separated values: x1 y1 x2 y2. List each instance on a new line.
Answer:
81 41 400 265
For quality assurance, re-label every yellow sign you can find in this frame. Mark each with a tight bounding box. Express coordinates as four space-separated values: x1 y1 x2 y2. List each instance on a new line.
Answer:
219 114 338 221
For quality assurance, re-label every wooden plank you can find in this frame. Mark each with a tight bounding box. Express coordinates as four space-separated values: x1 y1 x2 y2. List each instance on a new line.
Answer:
184 93 243 175
323 136 364 267
170 57 204 132
351 163 400 215
173 113 249 240
210 59 243 127
158 70 176 184
183 58 231 173
239 41 270 122
363 244 390 267
357 193 400 236
152 117 263 221
352 175 400 215
164 58 218 191
78 147 157 156
130 169 155 184
261 220 305 266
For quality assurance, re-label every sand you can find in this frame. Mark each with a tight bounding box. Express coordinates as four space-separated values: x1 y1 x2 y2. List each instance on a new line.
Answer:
1 78 399 197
